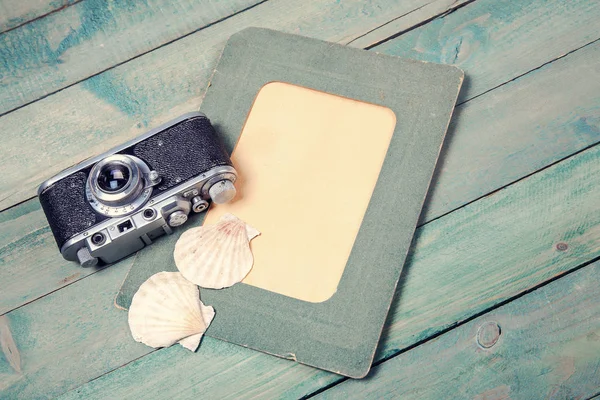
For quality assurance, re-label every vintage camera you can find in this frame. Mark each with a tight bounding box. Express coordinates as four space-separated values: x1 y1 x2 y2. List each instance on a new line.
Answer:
38 112 237 267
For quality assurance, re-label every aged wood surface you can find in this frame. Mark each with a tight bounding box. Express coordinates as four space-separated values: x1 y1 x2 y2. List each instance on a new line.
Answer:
0 0 263 115
1 0 599 211
315 261 600 400
1 0 599 321
0 0 598 398
4 135 599 398
420 38 600 222
0 0 479 316
0 0 464 118
0 0 468 211
0 0 78 33
378 0 600 104
0 315 22 374
348 0 473 48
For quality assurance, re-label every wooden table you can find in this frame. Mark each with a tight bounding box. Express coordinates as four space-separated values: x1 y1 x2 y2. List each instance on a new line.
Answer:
1 0 599 398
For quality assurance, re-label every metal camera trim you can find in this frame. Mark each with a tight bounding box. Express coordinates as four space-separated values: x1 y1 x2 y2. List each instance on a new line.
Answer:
86 154 154 218
60 165 237 263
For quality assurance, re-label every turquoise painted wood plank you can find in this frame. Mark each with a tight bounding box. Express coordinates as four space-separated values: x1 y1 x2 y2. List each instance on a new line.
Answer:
348 0 472 48
0 0 478 316
0 259 140 399
420 38 600 222
1 0 598 210
0 0 453 211
0 0 447 116
2 9 599 336
0 200 82 316
1 0 596 394
6 133 600 398
0 0 262 115
315 262 600 400
0 0 77 33
375 0 600 103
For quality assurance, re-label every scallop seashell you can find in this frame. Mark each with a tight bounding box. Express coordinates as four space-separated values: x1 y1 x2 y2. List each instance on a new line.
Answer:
177 302 215 351
178 333 203 352
128 271 214 350
174 213 260 289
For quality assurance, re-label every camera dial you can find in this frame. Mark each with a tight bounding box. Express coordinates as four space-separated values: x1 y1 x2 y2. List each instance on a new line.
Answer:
86 154 157 217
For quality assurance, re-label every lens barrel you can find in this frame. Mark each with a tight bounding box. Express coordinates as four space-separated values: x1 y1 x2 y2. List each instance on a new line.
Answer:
86 154 152 217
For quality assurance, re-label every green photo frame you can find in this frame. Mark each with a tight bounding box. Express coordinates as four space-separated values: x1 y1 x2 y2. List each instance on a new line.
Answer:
117 28 463 378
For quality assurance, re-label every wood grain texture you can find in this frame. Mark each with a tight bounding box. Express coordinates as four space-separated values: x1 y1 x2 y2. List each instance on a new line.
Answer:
0 0 598 397
14 138 600 399
348 0 472 48
1 0 598 211
0 261 141 398
0 0 453 212
315 261 600 400
0 0 78 33
375 0 600 103
0 0 262 114
0 0 445 116
0 0 471 316
0 199 95 315
2 4 599 318
421 39 600 222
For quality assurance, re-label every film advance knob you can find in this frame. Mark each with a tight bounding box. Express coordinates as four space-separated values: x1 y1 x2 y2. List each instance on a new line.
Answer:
77 247 98 268
208 180 237 204
168 210 188 227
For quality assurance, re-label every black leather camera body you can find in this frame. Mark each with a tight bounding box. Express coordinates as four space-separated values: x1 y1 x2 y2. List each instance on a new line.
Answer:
38 112 237 267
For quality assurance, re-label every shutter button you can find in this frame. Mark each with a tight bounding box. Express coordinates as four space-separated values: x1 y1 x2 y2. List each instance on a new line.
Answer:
208 180 237 204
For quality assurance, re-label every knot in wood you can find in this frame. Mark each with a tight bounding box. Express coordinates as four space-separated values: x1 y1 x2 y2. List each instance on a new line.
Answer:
477 321 501 349
556 242 568 252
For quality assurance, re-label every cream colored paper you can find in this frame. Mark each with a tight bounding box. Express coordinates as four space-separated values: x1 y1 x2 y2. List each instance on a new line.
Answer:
204 82 396 302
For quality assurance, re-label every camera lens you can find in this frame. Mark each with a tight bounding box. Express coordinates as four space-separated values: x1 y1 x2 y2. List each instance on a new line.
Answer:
87 154 152 217
97 163 131 193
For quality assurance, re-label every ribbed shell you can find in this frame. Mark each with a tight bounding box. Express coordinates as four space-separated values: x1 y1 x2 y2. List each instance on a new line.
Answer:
128 271 214 350
178 301 215 351
174 213 260 289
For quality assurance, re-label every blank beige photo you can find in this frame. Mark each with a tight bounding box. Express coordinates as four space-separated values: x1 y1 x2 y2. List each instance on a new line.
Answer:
205 82 396 302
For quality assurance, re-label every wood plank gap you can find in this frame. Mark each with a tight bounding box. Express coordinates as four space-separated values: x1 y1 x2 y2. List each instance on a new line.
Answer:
347 0 475 47
0 0 81 35
456 36 600 108
306 254 600 399
3 89 598 317
66 348 160 395
0 0 270 119
313 261 600 399
2 0 596 212
6 138 596 319
57 138 600 398
420 138 600 227
0 264 110 317
1 12 596 217
363 0 477 50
